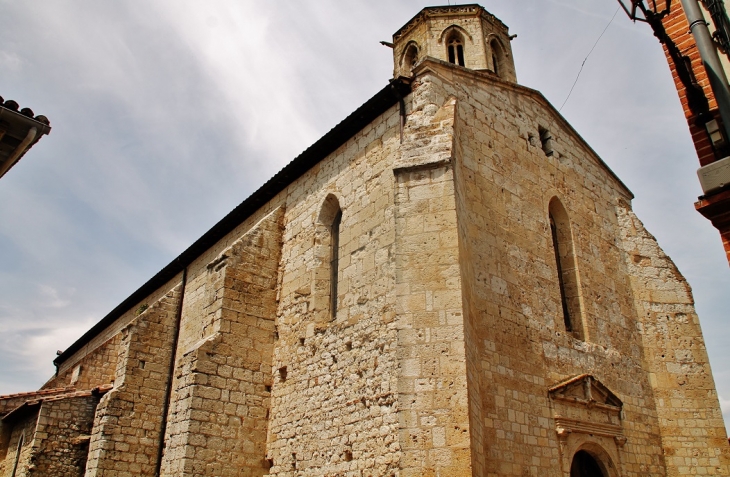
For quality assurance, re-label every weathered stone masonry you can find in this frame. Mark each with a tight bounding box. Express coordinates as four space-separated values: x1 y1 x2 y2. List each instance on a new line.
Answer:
1 5 728 477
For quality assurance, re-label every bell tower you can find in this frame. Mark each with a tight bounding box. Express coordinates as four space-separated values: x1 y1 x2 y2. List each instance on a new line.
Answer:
391 4 517 82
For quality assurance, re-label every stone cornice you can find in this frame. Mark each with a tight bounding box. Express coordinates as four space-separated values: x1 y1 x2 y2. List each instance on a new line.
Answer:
393 4 509 42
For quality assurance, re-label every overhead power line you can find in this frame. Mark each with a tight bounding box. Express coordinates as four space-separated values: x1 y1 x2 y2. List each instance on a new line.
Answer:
559 7 620 112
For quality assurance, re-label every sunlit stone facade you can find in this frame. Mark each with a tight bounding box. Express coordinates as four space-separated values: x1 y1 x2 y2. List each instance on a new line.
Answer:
1 5 727 477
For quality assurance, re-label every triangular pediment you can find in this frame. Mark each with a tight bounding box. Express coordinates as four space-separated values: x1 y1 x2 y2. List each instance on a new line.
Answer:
548 374 622 409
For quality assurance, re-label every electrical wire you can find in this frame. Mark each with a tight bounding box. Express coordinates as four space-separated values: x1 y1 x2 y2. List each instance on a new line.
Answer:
559 7 621 112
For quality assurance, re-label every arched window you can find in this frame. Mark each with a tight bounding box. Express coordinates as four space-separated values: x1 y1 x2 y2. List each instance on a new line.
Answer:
317 194 342 321
402 42 420 73
490 39 505 77
446 32 465 67
548 198 584 339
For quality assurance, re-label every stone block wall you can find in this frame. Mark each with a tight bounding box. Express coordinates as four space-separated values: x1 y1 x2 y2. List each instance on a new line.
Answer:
30 395 99 476
84 283 182 476
394 162 472 477
0 411 38 477
411 60 674 476
618 202 730 476
392 79 472 477
45 336 121 391
265 102 403 477
159 207 283 477
0 395 100 477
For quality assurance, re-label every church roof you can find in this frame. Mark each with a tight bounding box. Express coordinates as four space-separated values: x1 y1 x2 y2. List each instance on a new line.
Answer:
54 79 412 367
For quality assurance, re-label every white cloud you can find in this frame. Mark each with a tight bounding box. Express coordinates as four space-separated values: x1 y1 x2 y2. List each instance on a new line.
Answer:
0 50 21 72
38 285 73 309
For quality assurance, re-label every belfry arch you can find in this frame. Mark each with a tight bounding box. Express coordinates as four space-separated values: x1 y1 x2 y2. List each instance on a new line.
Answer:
489 36 506 77
443 28 467 66
400 41 420 74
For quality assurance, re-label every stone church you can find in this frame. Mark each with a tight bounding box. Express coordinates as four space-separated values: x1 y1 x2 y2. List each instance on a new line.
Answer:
1 5 728 477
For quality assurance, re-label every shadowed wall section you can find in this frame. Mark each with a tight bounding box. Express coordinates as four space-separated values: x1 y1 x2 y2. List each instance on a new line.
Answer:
84 284 183 477
159 207 284 477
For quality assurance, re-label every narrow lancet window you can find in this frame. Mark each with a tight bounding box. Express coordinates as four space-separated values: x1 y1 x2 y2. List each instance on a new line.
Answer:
548 198 584 339
317 194 343 322
490 39 504 77
550 214 572 332
330 209 342 319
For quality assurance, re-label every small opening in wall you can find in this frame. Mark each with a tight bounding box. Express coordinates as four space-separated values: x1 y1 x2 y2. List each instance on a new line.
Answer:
539 126 554 156
265 384 271 393
345 341 352 351
291 453 297 469
279 367 288 382
139 360 146 369
299 338 305 346
265 458 274 469
344 450 353 462
70 365 82 385
274 329 279 340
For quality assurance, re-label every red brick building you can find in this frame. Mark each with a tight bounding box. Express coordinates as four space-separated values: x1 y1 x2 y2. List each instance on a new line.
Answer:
655 0 730 262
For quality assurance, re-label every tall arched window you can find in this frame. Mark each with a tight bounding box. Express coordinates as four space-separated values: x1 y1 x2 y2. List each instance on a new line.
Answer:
548 198 584 339
446 32 465 66
317 194 342 321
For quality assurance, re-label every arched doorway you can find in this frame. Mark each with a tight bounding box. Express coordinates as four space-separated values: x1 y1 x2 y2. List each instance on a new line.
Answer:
570 450 606 477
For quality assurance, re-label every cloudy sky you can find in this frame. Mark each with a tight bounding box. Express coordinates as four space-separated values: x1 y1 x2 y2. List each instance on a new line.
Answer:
1 1 727 432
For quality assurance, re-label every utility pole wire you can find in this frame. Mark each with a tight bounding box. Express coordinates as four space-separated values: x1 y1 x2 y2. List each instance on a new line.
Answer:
559 7 621 112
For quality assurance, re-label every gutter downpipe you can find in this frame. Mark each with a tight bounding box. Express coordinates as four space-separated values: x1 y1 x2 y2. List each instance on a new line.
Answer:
681 0 730 142
0 127 36 179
